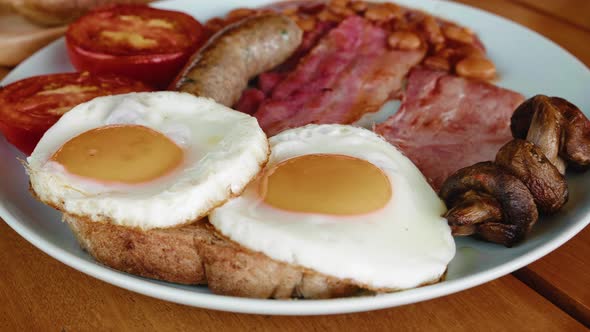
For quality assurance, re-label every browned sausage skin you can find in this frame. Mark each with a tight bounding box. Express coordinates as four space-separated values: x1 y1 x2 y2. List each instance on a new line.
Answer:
173 13 303 107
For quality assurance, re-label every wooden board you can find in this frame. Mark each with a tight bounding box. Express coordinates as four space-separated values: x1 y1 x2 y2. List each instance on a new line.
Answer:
515 227 590 326
510 0 590 30
456 0 590 65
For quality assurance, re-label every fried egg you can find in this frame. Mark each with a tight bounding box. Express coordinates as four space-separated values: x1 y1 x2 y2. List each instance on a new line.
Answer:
209 124 455 291
27 91 269 229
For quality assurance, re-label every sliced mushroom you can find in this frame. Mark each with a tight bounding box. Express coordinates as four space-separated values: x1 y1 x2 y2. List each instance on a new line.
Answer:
511 95 590 171
510 96 537 139
551 97 590 170
496 139 568 214
511 95 566 174
445 190 502 236
477 222 524 247
442 95 587 246
440 162 538 247
525 99 566 174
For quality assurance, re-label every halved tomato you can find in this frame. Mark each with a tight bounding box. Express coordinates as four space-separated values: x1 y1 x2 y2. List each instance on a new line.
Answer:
0 72 152 155
66 5 206 88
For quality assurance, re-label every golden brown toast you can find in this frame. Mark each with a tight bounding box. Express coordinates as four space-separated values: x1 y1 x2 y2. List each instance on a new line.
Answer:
64 214 364 299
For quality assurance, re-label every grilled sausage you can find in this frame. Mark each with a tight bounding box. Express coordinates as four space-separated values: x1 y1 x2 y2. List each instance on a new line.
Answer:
173 13 303 107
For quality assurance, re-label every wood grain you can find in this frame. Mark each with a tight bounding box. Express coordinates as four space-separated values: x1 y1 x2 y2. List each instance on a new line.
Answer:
455 0 590 65
509 0 590 31
0 220 585 332
515 228 590 327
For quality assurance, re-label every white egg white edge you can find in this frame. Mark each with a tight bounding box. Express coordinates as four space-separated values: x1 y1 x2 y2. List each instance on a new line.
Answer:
26 91 270 230
209 124 456 291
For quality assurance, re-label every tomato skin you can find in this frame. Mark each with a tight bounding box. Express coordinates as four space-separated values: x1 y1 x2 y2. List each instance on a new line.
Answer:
0 72 153 155
66 5 206 88
0 121 42 157
66 43 189 89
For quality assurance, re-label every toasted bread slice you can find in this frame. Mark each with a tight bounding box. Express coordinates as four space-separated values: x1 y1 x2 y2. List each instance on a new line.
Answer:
64 214 364 299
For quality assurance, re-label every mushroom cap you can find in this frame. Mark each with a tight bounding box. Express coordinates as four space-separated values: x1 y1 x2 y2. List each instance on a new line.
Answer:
511 95 590 170
511 95 550 139
496 139 568 214
440 161 538 247
445 190 502 236
552 97 590 170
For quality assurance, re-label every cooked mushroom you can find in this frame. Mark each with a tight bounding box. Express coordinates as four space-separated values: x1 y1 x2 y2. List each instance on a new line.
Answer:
445 190 502 236
552 97 590 170
441 95 587 246
496 139 568 214
440 162 538 247
511 95 590 171
511 95 566 174
510 96 536 139
526 99 566 174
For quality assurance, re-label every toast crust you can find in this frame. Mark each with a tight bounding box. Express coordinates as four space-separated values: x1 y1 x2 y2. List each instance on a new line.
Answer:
65 214 447 298
64 214 365 299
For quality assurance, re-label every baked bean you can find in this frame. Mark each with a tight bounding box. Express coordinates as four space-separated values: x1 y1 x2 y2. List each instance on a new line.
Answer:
388 31 421 50
455 56 496 80
286 13 299 22
435 47 456 60
227 8 255 21
350 1 368 12
317 9 341 22
383 2 402 12
282 6 298 16
455 45 485 59
433 42 445 53
391 19 409 31
435 45 474 59
424 56 450 71
442 25 474 44
300 3 325 14
364 4 397 22
422 16 444 44
330 5 356 17
329 0 350 8
281 10 297 25
297 17 317 32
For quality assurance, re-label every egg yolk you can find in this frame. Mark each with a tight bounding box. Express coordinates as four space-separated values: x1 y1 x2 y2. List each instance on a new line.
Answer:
259 154 392 215
51 125 183 184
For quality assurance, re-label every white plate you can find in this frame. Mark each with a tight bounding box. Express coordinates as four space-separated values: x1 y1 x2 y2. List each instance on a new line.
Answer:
1 0 589 316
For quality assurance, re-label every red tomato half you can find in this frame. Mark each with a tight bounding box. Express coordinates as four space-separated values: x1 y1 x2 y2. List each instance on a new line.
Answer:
0 72 153 155
66 5 206 88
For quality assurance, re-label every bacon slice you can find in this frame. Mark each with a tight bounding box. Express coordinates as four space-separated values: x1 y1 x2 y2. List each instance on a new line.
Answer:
375 68 525 191
235 88 265 115
253 16 425 136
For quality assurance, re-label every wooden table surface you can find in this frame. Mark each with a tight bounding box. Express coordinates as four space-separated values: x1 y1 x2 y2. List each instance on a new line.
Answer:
1 0 589 331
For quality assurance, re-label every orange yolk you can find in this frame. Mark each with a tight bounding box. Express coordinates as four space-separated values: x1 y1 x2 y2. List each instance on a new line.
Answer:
51 125 183 184
259 154 392 215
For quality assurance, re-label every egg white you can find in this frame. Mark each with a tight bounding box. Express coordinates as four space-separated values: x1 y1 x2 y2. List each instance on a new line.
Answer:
209 124 455 290
27 91 269 229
